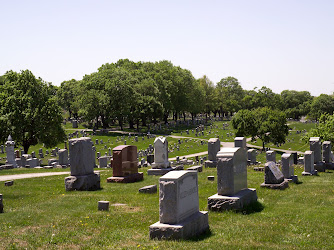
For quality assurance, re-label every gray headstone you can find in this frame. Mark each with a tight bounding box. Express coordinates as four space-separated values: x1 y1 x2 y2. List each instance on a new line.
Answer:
264 161 284 184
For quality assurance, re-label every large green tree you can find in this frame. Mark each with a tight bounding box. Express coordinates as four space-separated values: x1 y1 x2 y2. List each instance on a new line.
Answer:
0 70 66 153
232 107 289 150
309 94 334 120
307 113 334 143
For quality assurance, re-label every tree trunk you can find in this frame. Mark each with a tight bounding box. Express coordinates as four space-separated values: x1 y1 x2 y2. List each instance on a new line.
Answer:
23 142 30 154
119 119 123 130
129 119 134 129
262 141 265 151
164 113 168 124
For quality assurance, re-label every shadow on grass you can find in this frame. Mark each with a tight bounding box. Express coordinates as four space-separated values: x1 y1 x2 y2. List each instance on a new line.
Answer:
295 180 303 185
239 201 264 215
186 228 213 241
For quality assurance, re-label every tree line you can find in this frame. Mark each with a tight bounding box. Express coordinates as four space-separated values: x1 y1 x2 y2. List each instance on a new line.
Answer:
1 58 334 152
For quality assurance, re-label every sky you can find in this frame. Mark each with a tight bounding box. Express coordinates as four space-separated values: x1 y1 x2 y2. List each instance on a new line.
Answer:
1 0 333 96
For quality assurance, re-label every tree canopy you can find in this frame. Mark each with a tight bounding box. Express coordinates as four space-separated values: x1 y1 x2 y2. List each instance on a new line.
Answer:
232 107 289 150
0 70 65 153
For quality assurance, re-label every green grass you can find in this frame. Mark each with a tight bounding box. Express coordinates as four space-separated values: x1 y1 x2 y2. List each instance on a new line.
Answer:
0 166 333 248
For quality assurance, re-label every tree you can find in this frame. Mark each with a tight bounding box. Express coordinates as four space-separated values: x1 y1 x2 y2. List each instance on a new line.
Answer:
57 79 81 118
307 113 334 143
199 75 216 120
216 77 244 116
281 90 313 119
0 70 66 153
309 94 334 120
232 107 289 150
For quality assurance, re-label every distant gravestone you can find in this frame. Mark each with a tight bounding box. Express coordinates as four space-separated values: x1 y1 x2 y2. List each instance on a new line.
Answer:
208 147 257 211
99 156 108 168
302 151 318 176
247 149 257 165
322 141 334 169
148 137 173 176
260 162 289 189
5 135 17 168
58 149 69 166
310 137 322 164
205 138 220 168
266 151 276 163
234 137 246 150
149 170 209 240
64 137 100 191
107 145 143 183
281 153 298 182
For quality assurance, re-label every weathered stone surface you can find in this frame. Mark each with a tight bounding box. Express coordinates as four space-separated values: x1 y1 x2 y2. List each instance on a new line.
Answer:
99 156 108 168
247 149 257 164
281 153 294 179
4 180 14 186
159 171 199 224
65 173 100 191
264 162 284 184
152 137 170 169
149 211 209 240
207 138 220 162
266 151 276 163
234 137 246 150
69 137 94 176
187 166 202 172
139 184 157 193
260 180 289 190
322 141 331 163
147 168 174 176
216 147 247 196
107 172 143 183
150 170 209 240
58 149 69 166
310 137 322 163
98 201 109 211
208 188 258 211
302 151 318 175
112 145 138 177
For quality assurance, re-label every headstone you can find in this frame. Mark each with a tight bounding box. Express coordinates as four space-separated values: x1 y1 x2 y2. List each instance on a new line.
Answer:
322 141 334 169
64 137 100 191
148 137 173 175
266 151 276 163
247 149 257 165
58 149 69 166
107 145 143 183
260 161 289 189
99 156 108 168
72 120 78 128
205 138 220 168
281 153 298 182
149 171 209 240
5 135 17 167
208 147 257 211
234 137 246 150
26 158 39 168
302 151 318 176
0 145 4 154
147 154 154 164
310 137 322 164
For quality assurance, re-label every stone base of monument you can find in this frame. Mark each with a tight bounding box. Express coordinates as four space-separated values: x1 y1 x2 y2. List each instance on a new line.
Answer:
204 160 217 168
285 175 298 183
149 211 209 240
107 172 143 183
325 162 334 170
147 168 174 176
260 180 289 190
0 164 14 170
302 170 318 176
65 172 100 191
314 162 326 172
207 188 258 211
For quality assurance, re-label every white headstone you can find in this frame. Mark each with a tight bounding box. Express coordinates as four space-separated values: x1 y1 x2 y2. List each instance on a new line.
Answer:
152 136 170 169
5 135 16 167
207 138 220 161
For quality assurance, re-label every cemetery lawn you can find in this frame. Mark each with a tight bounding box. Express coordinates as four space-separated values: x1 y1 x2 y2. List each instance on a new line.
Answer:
1 166 334 249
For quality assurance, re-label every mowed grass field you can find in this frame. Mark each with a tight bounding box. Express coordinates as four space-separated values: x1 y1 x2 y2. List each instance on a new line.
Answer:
0 166 333 249
1 120 333 249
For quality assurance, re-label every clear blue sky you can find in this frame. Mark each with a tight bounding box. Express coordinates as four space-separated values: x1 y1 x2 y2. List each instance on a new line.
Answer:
1 0 333 96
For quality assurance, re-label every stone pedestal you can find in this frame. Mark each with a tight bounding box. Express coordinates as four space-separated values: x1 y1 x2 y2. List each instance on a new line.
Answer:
107 172 143 183
208 189 257 211
65 172 100 191
149 171 209 240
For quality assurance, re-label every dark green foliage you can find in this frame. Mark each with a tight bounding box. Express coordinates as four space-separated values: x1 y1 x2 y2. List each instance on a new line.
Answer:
0 70 65 153
232 107 289 150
